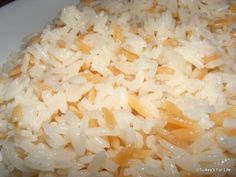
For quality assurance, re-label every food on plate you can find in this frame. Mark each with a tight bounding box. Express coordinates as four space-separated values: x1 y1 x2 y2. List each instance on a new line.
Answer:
0 0 236 176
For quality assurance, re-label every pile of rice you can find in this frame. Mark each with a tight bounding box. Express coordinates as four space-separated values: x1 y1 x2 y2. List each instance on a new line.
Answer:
1 0 236 176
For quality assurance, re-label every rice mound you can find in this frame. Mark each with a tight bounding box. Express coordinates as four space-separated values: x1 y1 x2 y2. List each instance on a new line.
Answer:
0 0 236 176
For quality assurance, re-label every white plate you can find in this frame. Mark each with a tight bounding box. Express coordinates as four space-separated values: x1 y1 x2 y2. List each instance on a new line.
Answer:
0 0 79 66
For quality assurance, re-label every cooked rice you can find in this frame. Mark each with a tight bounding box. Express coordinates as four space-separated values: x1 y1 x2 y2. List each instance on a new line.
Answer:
0 0 236 176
